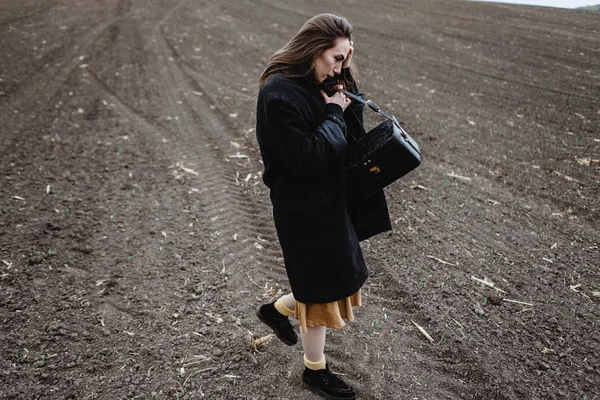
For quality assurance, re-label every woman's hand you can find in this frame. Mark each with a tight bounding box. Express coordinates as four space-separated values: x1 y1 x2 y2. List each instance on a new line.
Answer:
342 40 354 69
321 85 351 111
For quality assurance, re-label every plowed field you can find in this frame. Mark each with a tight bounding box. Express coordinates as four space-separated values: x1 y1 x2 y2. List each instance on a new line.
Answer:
1 1 598 399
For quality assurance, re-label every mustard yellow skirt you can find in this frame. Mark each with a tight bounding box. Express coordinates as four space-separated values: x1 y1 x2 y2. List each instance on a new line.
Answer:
294 290 361 333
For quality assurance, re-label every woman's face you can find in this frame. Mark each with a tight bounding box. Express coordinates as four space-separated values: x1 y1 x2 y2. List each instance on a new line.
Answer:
314 37 351 83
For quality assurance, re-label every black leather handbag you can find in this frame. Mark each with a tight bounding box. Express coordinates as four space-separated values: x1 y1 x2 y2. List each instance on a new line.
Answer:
342 90 421 198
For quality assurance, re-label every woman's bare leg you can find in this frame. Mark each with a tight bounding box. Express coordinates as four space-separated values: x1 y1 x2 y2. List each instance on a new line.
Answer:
275 293 296 316
301 326 326 367
281 293 296 310
301 326 355 398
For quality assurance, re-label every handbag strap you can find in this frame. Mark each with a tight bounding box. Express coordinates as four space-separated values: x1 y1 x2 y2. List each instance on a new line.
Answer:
340 89 410 141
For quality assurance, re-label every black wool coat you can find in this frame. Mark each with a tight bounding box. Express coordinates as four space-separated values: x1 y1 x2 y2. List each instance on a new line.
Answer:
255 69 391 304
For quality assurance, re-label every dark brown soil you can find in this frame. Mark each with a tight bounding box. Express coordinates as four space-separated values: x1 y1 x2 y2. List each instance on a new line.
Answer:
1 0 599 399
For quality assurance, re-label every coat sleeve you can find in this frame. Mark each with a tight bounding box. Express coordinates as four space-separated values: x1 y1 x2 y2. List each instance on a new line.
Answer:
340 68 366 142
342 68 365 127
265 98 347 176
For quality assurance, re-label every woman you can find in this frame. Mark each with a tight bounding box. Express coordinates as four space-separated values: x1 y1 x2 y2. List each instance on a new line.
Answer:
255 13 391 399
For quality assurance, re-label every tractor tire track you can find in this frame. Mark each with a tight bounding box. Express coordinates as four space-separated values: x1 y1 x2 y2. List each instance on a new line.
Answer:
150 1 287 292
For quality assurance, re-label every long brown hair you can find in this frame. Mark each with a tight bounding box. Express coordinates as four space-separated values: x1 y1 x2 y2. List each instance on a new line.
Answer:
259 13 358 88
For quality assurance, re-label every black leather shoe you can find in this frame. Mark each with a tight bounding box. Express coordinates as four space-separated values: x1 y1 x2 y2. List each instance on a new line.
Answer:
302 363 356 400
256 302 298 346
